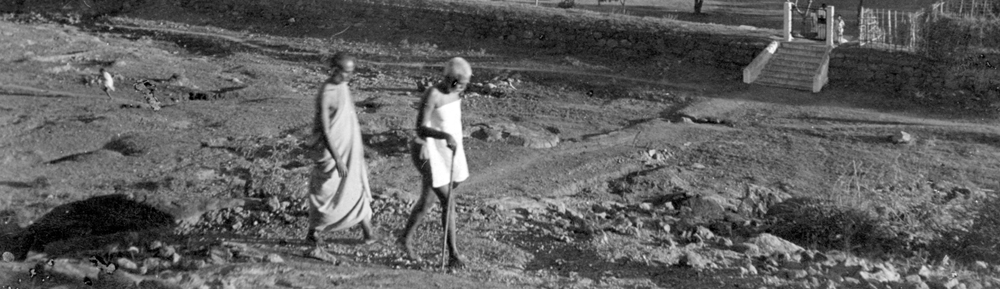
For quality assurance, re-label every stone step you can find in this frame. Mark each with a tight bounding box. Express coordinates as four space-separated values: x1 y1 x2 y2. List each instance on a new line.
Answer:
755 74 814 90
780 43 831 52
771 53 825 65
779 48 827 58
755 78 814 91
764 61 819 74
760 67 815 80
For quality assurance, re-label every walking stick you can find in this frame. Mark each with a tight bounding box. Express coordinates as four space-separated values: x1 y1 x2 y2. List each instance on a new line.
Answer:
440 147 457 270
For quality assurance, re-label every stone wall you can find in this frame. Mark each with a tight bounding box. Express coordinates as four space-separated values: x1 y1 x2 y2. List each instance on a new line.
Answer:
5 0 987 94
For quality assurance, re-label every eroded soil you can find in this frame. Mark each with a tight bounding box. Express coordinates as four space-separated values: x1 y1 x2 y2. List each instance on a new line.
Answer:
1 4 1000 289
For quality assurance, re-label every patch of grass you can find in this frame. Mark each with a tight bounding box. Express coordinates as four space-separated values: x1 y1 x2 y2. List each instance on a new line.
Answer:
766 159 993 262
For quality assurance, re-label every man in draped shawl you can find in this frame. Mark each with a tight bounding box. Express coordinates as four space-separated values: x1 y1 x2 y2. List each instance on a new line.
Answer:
305 53 378 261
400 57 472 268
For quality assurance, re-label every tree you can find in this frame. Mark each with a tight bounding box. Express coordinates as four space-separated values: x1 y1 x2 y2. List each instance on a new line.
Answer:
694 0 704 14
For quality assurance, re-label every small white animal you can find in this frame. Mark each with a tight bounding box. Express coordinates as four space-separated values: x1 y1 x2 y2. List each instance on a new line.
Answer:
99 68 115 99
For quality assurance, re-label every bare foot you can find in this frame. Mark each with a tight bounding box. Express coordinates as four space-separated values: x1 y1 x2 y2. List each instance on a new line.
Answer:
396 237 421 262
447 255 468 269
362 235 380 245
304 247 337 264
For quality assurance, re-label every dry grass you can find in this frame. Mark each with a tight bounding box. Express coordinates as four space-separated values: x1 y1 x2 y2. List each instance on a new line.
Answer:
767 157 999 264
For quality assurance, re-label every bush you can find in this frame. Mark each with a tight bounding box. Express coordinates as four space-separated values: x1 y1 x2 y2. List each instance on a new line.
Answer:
937 193 1000 263
766 160 986 259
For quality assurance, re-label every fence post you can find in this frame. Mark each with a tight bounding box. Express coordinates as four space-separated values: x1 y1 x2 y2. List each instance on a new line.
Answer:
827 5 835 47
784 1 794 41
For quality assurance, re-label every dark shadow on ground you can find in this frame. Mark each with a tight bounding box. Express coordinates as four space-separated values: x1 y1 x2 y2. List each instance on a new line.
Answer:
6 194 174 260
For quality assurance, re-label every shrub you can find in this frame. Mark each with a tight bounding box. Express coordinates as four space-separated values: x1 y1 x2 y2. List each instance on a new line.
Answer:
766 160 984 258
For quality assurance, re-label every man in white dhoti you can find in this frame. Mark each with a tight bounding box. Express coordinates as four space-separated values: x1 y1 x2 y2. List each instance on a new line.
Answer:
304 53 378 261
400 57 472 269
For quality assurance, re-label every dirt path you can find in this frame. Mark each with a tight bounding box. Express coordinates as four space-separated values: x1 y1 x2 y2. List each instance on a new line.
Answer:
3 9 1000 289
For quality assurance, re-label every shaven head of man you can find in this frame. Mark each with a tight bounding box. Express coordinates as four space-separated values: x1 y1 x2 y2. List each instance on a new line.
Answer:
442 57 472 94
328 53 356 85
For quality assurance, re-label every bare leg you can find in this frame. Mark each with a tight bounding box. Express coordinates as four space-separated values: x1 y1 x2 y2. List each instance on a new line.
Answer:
103 89 112 100
306 227 323 247
361 217 379 245
400 184 433 261
431 184 466 268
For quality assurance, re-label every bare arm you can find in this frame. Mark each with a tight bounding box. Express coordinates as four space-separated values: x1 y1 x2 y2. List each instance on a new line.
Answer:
318 84 349 177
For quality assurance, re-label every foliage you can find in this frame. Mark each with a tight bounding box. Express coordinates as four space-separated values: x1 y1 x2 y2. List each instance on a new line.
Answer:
921 14 1000 58
766 159 990 260
935 193 1000 263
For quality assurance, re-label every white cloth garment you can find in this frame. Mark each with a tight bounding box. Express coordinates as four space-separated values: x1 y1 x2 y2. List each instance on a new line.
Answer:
421 100 469 188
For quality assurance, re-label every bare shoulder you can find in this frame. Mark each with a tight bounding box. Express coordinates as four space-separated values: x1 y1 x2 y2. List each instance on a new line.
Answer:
422 87 446 108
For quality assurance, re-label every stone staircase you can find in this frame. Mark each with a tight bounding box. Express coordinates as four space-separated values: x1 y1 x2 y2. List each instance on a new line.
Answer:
743 41 833 93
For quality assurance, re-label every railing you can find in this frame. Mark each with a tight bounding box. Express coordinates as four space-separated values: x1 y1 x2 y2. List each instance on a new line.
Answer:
858 7 923 52
743 41 780 84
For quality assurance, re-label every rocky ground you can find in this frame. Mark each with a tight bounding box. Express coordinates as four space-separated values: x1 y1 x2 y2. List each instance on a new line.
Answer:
2 3 1000 289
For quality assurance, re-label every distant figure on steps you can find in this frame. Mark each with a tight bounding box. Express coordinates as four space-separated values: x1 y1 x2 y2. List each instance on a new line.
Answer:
817 3 828 40
99 68 115 100
835 15 846 44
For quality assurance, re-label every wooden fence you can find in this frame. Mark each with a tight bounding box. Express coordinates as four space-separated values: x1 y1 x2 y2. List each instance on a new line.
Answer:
858 8 923 52
930 0 1000 19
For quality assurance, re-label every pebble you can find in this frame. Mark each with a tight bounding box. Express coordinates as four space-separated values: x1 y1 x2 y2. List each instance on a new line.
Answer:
115 257 138 271
157 246 176 259
1 252 14 262
266 254 285 263
148 240 164 251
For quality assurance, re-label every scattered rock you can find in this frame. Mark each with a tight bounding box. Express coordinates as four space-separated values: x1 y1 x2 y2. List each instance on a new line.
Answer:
1 252 13 262
859 263 901 283
974 261 989 271
469 122 559 149
716 237 734 247
891 131 914 144
679 251 708 269
966 281 983 289
208 246 232 265
905 274 924 283
779 269 808 279
691 163 706 170
266 253 284 263
170 253 182 264
928 279 960 289
639 202 653 211
304 247 337 264
746 233 803 257
201 137 229 148
812 252 830 264
148 240 164 251
693 226 714 241
918 265 932 279
157 246 176 259
138 279 182 289
677 194 728 221
782 260 807 270
904 281 931 289
115 258 138 271
732 243 762 256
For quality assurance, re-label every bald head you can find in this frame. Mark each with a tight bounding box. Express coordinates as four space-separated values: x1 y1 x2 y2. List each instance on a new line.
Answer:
443 57 472 82
328 52 355 84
